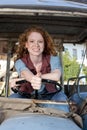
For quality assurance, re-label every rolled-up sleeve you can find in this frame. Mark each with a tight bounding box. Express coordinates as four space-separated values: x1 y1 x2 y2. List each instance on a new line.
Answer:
15 59 29 76
50 56 61 72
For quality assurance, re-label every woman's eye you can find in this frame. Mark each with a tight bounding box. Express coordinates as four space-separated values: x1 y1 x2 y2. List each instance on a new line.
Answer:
39 41 43 43
30 40 34 43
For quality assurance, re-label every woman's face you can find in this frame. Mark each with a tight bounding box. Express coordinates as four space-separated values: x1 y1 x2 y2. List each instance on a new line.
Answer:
26 32 44 56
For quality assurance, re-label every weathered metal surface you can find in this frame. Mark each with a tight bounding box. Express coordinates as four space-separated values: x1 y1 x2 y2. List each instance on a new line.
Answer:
0 0 87 43
0 113 82 130
0 97 82 130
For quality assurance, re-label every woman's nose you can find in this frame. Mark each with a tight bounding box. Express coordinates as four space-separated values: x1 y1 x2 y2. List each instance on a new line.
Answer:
35 42 39 46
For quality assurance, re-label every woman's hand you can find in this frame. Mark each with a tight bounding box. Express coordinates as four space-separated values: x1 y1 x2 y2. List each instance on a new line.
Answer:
30 64 42 90
9 78 24 88
30 75 42 90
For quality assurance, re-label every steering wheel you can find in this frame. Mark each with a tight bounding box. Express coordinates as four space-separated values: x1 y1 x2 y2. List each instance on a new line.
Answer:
11 79 62 98
41 79 62 92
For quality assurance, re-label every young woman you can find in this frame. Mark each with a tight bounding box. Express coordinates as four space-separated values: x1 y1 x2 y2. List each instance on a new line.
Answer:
10 25 69 112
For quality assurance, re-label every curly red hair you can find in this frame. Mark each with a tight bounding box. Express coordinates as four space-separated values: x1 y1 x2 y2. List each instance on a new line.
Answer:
16 25 57 59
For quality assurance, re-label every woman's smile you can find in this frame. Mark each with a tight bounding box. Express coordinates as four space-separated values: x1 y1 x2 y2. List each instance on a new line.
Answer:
26 32 44 56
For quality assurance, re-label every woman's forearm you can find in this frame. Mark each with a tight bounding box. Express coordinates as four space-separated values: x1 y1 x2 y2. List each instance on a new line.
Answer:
20 68 61 83
20 70 34 83
41 69 61 81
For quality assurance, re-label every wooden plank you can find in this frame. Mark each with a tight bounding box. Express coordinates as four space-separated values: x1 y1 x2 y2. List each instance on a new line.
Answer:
0 97 75 105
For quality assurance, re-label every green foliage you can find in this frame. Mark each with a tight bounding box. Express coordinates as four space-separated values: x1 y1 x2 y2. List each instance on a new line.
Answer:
63 51 80 80
83 66 87 76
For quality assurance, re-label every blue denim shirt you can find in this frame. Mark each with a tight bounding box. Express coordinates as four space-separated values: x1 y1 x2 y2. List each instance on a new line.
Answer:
15 55 61 76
